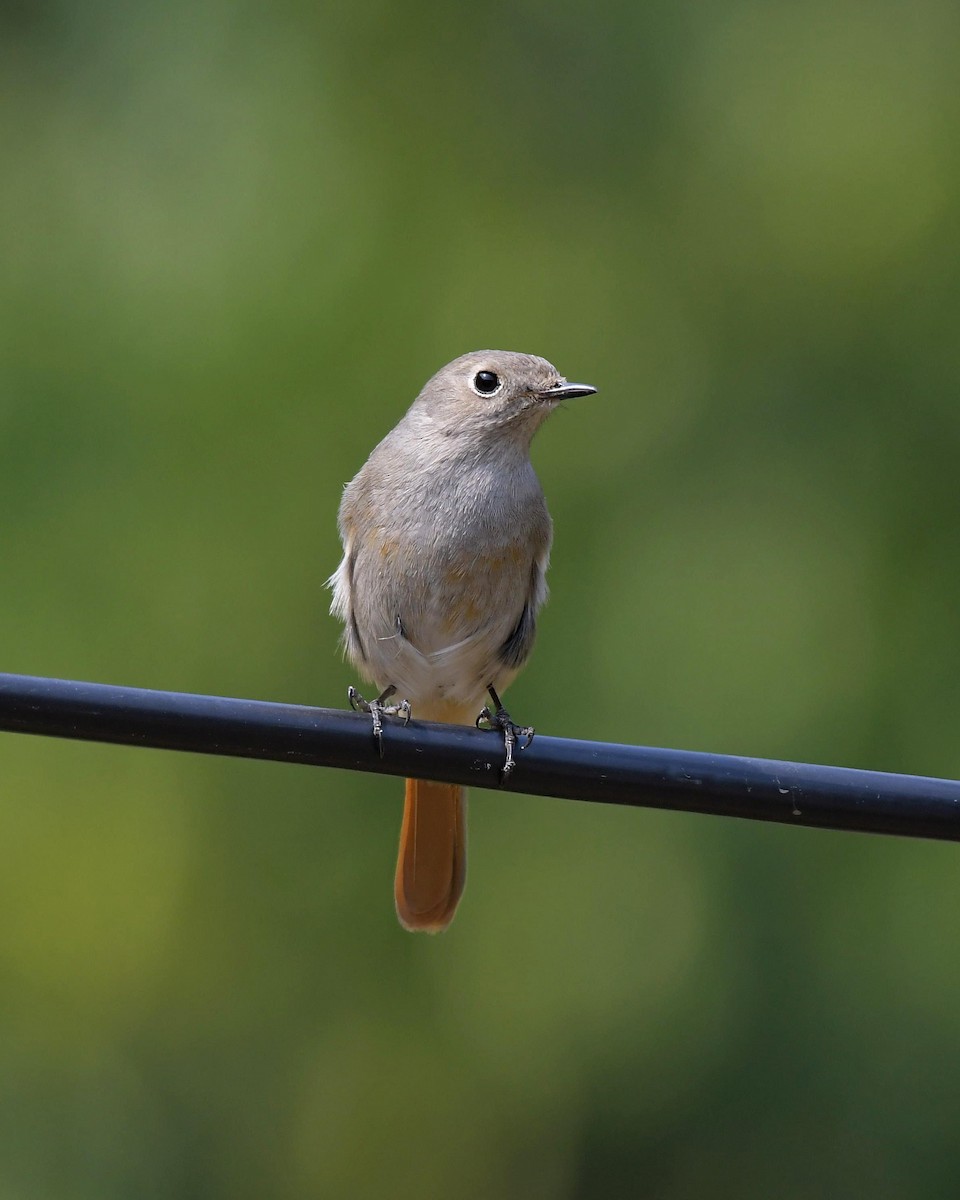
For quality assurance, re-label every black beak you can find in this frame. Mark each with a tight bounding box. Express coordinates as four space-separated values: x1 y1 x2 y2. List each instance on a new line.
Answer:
538 380 597 401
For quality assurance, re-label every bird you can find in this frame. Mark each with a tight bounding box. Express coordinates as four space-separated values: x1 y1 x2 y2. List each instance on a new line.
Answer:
329 350 595 931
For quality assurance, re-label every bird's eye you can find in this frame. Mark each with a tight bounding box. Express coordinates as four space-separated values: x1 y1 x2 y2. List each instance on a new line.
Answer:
472 370 502 396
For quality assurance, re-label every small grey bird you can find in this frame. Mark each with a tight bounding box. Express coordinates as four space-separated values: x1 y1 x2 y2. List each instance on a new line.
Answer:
329 350 595 931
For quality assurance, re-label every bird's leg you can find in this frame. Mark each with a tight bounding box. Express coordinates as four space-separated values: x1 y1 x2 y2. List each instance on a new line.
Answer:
476 685 535 783
348 684 412 757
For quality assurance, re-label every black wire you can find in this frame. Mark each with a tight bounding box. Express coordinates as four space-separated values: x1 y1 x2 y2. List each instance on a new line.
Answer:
1 671 958 841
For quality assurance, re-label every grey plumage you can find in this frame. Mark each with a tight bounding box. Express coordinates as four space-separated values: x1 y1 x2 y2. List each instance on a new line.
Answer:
330 350 580 723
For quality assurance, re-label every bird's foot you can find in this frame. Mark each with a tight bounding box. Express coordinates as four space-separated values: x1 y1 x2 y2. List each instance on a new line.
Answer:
348 685 411 757
476 687 534 783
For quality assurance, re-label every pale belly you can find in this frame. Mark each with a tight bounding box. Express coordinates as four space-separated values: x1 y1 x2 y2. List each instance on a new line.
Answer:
340 536 534 723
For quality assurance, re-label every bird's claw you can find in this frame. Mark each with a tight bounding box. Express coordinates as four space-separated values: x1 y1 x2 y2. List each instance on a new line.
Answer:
348 686 411 757
476 703 535 783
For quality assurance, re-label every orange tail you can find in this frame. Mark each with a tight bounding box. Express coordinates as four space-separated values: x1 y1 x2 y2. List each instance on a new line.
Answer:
394 778 467 933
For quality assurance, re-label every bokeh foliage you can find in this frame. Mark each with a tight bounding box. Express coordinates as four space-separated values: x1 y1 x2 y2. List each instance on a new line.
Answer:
2 1 960 1195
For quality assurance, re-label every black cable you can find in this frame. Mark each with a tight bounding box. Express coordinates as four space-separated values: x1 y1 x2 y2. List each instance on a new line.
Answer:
1 671 958 841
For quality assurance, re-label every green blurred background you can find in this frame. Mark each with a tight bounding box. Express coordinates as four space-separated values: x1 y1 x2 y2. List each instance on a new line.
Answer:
2 1 960 1195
